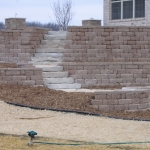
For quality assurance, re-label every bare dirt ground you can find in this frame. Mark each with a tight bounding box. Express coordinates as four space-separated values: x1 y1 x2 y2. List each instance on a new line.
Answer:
1 86 150 149
1 84 150 120
1 100 150 143
1 63 150 149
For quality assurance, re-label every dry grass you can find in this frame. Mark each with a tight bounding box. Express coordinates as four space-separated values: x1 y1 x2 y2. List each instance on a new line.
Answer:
1 134 150 150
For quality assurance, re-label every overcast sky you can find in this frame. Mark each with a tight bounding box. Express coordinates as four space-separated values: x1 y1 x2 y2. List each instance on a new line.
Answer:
0 0 103 25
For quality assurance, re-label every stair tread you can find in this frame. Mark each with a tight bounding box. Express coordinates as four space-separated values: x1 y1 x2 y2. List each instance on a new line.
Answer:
36 48 65 53
30 31 81 90
47 83 81 89
44 77 74 84
34 53 63 57
35 65 63 72
42 72 68 78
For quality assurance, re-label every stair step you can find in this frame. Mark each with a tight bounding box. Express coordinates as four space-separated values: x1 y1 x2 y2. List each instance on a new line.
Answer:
44 77 74 84
17 63 34 68
34 53 63 57
42 72 68 78
36 48 65 53
48 31 67 35
39 45 65 48
31 57 62 62
44 35 66 40
31 62 60 65
36 45 65 53
35 65 63 72
41 40 65 45
47 83 81 89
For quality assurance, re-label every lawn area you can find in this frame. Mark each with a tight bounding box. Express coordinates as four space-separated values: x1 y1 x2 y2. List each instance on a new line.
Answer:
0 134 150 150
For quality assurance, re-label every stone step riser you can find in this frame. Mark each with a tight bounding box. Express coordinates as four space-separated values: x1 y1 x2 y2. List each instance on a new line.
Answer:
44 35 66 40
41 40 65 45
46 83 81 89
34 53 63 57
43 77 74 84
31 62 60 65
35 66 63 72
36 48 65 53
31 57 62 62
48 31 67 35
42 72 68 78
39 45 65 48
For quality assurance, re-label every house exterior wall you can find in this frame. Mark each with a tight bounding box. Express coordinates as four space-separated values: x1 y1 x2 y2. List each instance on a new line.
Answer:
103 0 150 26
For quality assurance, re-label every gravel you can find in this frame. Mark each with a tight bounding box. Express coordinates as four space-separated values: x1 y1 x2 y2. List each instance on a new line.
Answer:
1 100 150 143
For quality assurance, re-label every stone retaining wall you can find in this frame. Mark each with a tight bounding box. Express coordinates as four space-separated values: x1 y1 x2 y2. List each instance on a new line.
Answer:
92 90 150 112
0 68 44 86
0 18 49 86
62 26 150 88
65 26 150 62
0 27 49 64
62 62 150 88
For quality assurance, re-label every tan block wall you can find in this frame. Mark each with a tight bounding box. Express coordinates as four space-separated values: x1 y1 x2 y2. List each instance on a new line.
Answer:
62 26 150 88
5 18 26 30
92 90 150 112
0 18 49 86
0 27 48 64
0 68 44 86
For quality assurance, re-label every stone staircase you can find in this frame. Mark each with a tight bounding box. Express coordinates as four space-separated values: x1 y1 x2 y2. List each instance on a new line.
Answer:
30 31 81 89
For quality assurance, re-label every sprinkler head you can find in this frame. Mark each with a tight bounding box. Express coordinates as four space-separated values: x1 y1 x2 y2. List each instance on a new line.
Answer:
27 131 37 146
27 131 37 138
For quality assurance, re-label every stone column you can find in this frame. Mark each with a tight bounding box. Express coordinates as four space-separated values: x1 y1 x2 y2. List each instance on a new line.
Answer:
82 19 101 26
5 18 26 30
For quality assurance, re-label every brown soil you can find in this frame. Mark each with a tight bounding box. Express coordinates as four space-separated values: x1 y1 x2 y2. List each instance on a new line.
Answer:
1 84 150 121
0 63 17 68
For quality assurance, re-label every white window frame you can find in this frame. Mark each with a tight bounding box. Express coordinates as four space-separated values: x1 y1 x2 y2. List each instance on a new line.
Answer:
111 0 145 20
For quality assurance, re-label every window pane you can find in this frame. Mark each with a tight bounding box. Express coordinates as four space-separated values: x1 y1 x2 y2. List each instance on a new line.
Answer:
111 0 121 2
112 2 121 20
123 1 133 19
135 0 145 18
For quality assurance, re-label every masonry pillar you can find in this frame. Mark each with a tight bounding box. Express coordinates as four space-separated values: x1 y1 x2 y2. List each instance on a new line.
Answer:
82 19 101 26
5 18 26 30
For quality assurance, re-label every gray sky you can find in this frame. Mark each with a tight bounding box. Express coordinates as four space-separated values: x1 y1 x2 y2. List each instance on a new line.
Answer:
0 0 103 25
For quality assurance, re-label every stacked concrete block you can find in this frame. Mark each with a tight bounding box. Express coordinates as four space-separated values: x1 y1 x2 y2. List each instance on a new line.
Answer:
63 26 150 87
82 19 101 27
0 21 49 64
5 18 26 30
0 68 44 86
0 18 49 86
62 25 150 111
64 26 150 62
62 62 150 87
92 90 150 112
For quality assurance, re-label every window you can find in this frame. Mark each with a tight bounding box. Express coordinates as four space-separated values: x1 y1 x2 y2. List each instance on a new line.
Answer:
123 0 133 19
111 0 145 20
135 0 145 18
112 2 121 19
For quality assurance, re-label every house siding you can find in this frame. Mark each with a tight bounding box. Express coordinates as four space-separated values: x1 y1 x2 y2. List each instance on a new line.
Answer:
104 0 150 26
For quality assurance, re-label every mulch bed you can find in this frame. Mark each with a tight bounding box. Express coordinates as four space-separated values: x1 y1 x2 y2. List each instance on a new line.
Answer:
1 85 150 121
